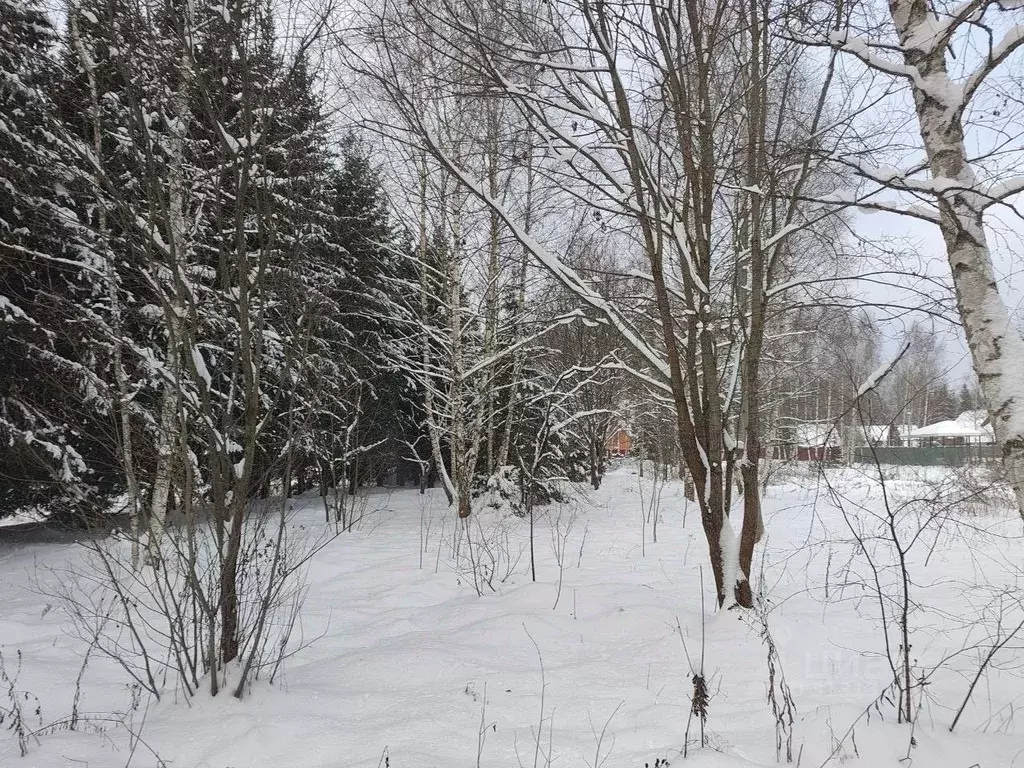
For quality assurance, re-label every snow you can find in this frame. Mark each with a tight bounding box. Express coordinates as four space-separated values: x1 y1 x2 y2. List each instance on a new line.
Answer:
786 422 840 448
855 340 910 398
850 423 916 445
983 174 1024 204
0 507 47 528
900 12 945 53
0 294 31 323
1 465 1023 767
191 345 211 388
719 513 740 587
910 409 995 440
211 3 231 23
824 30 925 88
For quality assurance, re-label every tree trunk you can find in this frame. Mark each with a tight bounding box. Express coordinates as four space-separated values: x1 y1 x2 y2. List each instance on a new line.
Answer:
892 0 1024 518
70 8 144 564
150 345 179 554
734 0 768 609
219 500 244 664
150 18 195 563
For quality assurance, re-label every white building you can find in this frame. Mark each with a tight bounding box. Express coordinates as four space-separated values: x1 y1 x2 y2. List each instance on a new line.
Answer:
848 424 917 446
908 410 994 446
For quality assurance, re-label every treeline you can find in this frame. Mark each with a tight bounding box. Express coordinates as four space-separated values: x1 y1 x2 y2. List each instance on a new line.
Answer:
2 0 987 537
2 0 407 524
769 310 980 432
621 307 983 473
1 0 617 528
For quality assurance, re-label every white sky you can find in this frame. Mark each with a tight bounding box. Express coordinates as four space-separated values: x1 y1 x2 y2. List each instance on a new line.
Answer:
858 206 1024 385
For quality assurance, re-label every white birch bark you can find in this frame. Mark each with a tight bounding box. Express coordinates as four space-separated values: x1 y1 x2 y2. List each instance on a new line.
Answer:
888 0 1024 517
417 159 457 506
150 7 196 555
69 6 144 566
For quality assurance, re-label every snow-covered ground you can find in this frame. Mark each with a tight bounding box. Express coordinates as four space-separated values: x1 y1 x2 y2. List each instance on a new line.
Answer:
2 463 1023 767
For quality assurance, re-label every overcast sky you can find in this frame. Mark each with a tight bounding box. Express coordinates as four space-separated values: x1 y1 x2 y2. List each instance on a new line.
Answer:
856 204 1024 386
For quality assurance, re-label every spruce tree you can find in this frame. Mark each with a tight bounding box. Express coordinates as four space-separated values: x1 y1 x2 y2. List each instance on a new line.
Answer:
325 139 420 487
0 0 117 520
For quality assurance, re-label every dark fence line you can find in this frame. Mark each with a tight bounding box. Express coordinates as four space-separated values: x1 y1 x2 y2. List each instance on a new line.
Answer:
770 446 841 462
852 445 1000 467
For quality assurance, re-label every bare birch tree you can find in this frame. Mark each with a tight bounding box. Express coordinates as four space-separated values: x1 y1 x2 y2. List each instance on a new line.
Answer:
346 0 842 606
794 0 1024 517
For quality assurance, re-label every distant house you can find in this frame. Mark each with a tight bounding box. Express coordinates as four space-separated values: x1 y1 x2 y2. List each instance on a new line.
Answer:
794 423 841 461
849 424 917 447
606 428 632 457
908 410 994 446
772 422 841 461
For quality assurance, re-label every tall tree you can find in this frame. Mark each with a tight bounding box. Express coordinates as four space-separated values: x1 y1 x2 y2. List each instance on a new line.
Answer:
351 0 844 606
798 0 1024 517
0 0 117 521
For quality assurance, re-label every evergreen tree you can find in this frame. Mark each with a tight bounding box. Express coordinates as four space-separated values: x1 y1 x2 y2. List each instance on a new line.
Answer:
5 0 420 524
959 380 981 415
324 139 419 488
0 0 117 519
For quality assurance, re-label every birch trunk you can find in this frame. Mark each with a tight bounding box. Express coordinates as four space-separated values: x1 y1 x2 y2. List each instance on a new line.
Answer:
482 109 501 477
69 8 143 565
149 23 195 563
418 161 456 505
891 0 1024 518
496 155 533 471
449 207 471 519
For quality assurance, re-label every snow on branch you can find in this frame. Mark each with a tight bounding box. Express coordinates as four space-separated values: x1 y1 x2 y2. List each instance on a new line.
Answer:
418 124 672 382
603 361 673 395
855 340 912 398
814 29 925 85
964 22 1024 101
551 408 617 434
901 1 987 55
461 310 586 379
983 175 1024 206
